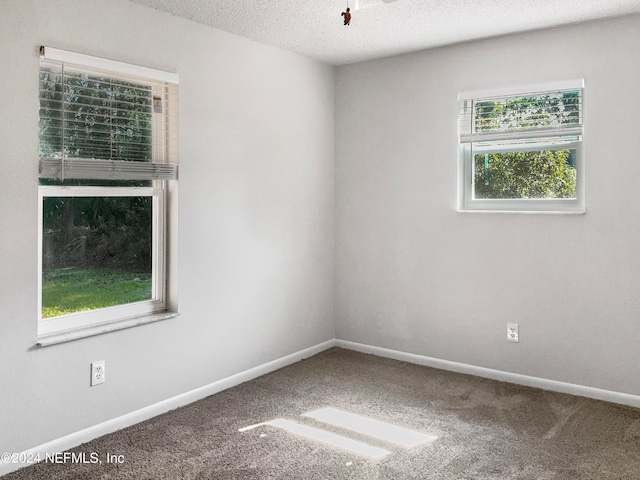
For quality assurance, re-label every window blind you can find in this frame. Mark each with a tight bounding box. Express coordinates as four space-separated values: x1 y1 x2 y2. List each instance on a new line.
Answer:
39 158 178 180
38 46 179 181
459 81 583 145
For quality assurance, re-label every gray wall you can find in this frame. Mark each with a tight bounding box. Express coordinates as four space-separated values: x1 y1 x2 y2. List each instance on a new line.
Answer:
0 0 335 453
335 15 640 396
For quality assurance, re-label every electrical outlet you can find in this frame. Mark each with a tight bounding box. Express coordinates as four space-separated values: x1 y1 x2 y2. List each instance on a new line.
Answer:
507 323 519 343
91 361 105 386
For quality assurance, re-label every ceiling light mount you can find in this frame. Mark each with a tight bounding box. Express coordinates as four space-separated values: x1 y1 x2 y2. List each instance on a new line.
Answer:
342 0 401 25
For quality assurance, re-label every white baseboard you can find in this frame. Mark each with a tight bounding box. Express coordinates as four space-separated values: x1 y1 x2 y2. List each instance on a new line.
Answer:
336 339 640 408
0 339 336 477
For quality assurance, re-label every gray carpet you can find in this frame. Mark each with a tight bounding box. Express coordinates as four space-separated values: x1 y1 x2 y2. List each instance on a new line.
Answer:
4 348 640 479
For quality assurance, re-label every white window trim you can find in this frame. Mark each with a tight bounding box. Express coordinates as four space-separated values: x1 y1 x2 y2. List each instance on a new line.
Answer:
458 79 582 103
40 46 179 85
457 80 585 214
36 312 180 347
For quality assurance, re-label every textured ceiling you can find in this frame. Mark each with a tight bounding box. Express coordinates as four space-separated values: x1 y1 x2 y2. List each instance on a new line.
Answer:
126 0 640 65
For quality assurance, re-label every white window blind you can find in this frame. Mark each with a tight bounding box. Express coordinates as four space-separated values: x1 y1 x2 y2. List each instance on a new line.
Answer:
458 80 583 145
38 46 179 182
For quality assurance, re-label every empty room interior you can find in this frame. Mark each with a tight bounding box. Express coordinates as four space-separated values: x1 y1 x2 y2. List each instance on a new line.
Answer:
2 0 640 478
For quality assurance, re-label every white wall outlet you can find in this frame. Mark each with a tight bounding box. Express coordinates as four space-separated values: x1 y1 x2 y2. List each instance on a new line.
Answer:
507 323 519 343
91 360 105 386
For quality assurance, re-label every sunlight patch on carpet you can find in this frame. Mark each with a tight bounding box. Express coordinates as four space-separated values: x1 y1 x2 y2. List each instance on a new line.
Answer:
267 418 392 458
303 407 437 447
238 407 437 459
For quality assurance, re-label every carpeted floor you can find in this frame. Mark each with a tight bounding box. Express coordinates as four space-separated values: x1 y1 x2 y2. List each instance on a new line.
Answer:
4 347 640 479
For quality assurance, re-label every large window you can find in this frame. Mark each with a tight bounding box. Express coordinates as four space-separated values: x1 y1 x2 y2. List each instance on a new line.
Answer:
458 80 584 213
37 47 178 339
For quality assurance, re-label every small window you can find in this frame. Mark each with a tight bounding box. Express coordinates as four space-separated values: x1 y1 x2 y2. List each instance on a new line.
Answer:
37 47 178 338
458 80 584 213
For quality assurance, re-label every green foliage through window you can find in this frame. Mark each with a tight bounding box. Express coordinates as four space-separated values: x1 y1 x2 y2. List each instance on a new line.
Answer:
474 91 581 133
42 196 152 272
474 149 576 199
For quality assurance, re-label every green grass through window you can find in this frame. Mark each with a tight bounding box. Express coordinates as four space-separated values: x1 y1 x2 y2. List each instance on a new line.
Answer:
42 268 152 318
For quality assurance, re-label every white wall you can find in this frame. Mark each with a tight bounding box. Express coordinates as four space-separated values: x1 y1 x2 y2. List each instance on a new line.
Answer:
335 15 640 396
0 0 335 453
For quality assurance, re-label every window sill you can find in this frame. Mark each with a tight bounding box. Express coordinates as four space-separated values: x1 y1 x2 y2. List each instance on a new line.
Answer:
36 311 179 347
457 208 585 215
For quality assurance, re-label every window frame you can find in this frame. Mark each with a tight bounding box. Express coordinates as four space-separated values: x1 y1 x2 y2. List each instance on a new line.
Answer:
36 47 179 343
457 80 585 214
38 186 166 336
